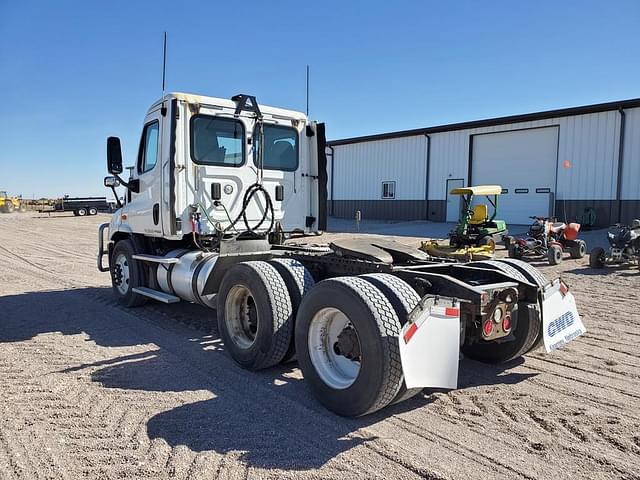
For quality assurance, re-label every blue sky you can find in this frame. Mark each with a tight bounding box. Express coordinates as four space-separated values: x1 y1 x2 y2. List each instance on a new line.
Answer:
1 0 639 198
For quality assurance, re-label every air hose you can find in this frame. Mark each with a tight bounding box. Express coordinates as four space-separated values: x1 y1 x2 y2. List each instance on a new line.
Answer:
223 182 275 236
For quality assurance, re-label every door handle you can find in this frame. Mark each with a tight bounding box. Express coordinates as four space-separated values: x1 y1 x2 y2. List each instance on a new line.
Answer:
153 203 159 225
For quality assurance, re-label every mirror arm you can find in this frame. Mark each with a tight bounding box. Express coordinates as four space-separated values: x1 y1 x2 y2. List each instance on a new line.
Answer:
109 185 123 209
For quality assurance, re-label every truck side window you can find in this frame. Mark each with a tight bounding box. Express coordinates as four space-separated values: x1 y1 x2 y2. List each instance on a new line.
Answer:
138 121 159 173
190 115 245 167
253 124 298 171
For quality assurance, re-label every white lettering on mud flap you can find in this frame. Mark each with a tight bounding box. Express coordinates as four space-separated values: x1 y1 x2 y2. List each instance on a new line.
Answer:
398 303 460 389
542 279 586 353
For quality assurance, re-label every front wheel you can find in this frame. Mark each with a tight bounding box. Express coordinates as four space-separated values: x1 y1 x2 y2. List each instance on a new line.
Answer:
548 245 563 265
478 236 496 249
508 243 523 259
589 247 606 268
110 239 147 307
295 277 404 417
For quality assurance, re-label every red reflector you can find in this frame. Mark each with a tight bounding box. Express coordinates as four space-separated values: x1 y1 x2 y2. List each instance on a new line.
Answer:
445 307 460 317
559 281 569 296
502 315 511 332
403 323 418 344
483 320 493 337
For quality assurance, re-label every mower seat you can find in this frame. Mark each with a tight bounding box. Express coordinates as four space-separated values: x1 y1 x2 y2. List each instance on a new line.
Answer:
469 204 489 224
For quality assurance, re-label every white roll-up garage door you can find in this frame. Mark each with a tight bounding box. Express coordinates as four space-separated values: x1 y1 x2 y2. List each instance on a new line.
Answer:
471 126 559 225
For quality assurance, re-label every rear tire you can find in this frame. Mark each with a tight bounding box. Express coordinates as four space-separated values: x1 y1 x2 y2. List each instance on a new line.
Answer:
110 239 147 308
548 245 563 265
463 302 540 363
88 207 98 216
589 247 606 268
360 273 422 405
295 277 403 416
77 208 87 216
268 258 315 363
569 240 587 259
5 202 15 213
217 261 293 370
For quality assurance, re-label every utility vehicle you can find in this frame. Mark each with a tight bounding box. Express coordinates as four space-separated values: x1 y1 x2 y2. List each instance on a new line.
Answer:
97 93 584 416
507 216 586 265
589 220 640 269
448 185 508 249
0 191 27 213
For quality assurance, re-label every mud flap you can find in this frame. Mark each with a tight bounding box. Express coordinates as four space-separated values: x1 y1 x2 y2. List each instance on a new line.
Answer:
398 299 460 389
541 279 585 353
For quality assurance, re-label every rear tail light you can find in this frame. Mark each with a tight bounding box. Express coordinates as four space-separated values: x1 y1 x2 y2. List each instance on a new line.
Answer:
502 315 512 332
483 320 493 337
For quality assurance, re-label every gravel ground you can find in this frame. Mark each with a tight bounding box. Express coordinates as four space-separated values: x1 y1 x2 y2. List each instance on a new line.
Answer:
0 212 639 480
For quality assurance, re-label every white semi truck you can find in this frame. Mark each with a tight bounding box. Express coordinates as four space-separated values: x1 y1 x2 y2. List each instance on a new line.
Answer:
98 92 585 416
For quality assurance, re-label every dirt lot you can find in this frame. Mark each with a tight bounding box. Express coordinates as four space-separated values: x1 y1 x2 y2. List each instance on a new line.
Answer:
1 212 639 480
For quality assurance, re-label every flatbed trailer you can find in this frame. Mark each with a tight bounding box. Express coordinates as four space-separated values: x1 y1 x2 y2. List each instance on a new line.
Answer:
53 196 110 216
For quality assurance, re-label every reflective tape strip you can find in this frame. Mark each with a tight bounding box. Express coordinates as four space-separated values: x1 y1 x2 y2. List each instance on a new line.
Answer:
403 323 418 344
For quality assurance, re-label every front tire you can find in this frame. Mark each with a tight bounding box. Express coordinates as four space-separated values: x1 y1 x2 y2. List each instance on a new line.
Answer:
589 247 606 268
295 277 404 416
110 239 147 307
548 245 563 265
217 261 293 370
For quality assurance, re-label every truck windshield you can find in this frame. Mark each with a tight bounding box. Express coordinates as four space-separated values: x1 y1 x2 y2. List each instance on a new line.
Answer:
191 115 245 167
253 124 298 171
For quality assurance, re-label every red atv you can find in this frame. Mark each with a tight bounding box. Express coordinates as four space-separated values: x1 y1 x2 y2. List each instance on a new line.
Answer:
506 216 587 265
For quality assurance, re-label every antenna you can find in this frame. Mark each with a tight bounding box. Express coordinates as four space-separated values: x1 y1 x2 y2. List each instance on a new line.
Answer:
306 65 310 116
161 32 168 116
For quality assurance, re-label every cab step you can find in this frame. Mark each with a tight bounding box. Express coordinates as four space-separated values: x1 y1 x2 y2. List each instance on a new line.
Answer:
132 254 180 264
132 287 180 304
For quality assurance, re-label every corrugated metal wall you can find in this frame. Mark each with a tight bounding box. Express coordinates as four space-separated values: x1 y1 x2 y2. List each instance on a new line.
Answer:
329 106 639 223
331 136 428 200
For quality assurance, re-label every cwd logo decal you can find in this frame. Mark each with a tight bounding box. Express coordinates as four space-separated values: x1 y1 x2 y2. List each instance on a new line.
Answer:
547 311 575 337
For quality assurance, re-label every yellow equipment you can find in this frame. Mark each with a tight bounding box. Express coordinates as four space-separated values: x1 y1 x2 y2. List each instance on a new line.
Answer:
420 240 495 261
0 191 27 213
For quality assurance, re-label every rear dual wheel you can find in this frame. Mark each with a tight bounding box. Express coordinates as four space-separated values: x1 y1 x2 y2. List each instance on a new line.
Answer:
295 276 407 417
217 261 294 370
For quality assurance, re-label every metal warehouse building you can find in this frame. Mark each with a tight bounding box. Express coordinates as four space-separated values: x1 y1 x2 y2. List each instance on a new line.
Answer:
326 98 640 227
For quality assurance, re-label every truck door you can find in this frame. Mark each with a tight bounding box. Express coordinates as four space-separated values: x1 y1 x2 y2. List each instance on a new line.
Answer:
127 109 164 236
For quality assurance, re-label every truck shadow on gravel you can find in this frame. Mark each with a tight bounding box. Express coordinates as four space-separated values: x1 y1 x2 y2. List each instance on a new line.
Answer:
0 287 536 470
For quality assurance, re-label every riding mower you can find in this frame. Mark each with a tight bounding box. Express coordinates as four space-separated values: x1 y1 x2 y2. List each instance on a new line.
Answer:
589 220 640 269
448 185 508 250
506 216 586 265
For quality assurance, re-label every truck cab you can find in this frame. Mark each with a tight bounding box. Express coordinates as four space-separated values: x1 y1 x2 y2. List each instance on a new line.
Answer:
106 93 326 243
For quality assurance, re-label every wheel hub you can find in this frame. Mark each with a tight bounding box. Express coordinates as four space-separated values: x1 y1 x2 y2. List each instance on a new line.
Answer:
334 326 361 361
308 307 361 390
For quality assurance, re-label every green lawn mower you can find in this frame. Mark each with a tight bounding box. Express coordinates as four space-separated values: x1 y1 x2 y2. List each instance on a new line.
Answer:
448 185 508 249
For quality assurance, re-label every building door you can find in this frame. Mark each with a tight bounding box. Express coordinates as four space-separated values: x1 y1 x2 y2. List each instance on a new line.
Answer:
446 178 465 222
471 126 559 224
